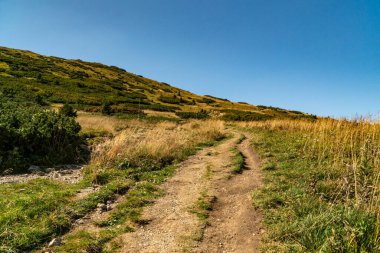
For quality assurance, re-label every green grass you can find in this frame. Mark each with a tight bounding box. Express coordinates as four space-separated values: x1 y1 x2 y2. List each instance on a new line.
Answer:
232 134 247 175
190 190 216 242
0 171 133 252
0 179 79 252
236 134 246 144
249 128 380 252
231 148 245 174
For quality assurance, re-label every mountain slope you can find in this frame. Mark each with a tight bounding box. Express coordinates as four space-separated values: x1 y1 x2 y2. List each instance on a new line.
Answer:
0 46 315 120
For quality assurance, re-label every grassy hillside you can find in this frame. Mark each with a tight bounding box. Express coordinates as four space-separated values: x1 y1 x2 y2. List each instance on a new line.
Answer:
0 46 315 120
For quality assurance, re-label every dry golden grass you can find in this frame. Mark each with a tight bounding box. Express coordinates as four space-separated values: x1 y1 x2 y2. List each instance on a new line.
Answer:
76 112 152 134
90 119 225 171
242 119 380 214
143 110 178 118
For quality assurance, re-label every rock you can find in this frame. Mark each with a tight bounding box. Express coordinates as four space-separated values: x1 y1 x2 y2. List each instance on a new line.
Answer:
97 203 107 212
45 168 55 173
48 237 61 247
28 165 41 173
36 170 45 176
1 168 13 175
59 170 73 175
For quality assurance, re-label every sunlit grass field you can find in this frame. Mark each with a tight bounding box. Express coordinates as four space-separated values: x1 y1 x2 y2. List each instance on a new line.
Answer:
243 119 380 252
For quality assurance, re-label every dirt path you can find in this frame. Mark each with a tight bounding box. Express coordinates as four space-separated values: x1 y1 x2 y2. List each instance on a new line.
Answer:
195 134 263 253
115 130 263 253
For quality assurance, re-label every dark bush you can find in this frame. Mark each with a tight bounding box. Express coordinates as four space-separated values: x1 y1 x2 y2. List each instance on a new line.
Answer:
141 104 180 112
101 102 112 115
0 101 82 173
197 97 216 104
158 95 181 104
221 110 273 121
59 104 77 117
110 104 145 115
175 110 209 119
204 95 229 102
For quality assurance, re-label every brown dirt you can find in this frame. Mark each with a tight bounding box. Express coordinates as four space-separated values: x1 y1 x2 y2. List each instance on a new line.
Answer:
115 130 263 253
195 133 263 253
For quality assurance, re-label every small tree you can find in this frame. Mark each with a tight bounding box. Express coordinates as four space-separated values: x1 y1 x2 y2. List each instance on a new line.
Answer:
35 94 46 106
101 102 112 115
59 104 77 117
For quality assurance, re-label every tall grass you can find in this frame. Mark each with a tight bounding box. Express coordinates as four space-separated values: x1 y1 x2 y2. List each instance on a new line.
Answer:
243 119 380 251
88 119 225 179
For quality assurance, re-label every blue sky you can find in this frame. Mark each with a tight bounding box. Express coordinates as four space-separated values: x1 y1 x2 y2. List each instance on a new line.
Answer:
1 0 380 117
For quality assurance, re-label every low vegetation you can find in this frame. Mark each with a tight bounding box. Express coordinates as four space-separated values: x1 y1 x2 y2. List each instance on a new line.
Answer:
0 100 81 174
175 109 209 119
243 119 380 252
0 118 226 252
231 135 246 174
231 149 245 174
190 190 216 242
222 109 273 121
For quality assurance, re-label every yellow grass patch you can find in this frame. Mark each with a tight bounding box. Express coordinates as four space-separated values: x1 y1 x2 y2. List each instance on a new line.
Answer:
90 119 225 170
0 62 10 70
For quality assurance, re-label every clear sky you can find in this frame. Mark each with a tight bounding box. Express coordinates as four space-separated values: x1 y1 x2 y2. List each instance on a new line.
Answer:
1 0 380 117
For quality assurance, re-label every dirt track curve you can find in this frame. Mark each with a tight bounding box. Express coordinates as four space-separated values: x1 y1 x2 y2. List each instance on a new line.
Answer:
115 130 263 253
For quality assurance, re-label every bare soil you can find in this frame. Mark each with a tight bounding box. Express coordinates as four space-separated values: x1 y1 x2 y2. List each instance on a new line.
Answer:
195 133 263 253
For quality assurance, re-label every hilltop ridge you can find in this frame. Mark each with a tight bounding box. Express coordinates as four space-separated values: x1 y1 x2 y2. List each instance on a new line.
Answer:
0 46 315 120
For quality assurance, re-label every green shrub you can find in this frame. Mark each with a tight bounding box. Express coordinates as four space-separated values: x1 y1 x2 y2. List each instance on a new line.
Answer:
109 104 145 115
204 95 229 102
175 110 209 119
59 104 77 117
141 103 180 112
101 102 112 115
0 101 82 173
158 95 181 104
221 110 273 121
197 97 216 104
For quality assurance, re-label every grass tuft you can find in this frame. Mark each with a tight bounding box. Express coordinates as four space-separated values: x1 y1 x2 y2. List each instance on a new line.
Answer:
231 148 245 174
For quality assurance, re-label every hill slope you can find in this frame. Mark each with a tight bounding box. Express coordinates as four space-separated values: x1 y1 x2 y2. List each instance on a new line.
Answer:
0 46 315 120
